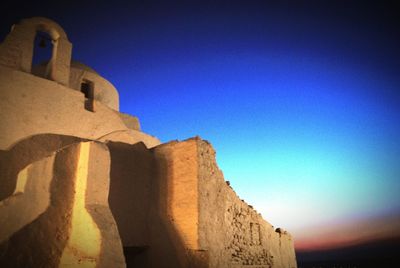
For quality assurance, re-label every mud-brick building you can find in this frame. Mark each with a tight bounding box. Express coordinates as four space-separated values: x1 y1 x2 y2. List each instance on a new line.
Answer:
0 17 297 268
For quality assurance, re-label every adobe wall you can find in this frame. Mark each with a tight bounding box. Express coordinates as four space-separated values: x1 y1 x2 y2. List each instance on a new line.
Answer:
197 139 297 268
153 139 200 249
103 138 209 267
0 134 83 201
107 141 153 248
147 140 202 267
69 65 119 111
118 112 141 131
0 140 125 267
32 62 120 111
150 138 297 268
0 133 297 268
0 65 160 150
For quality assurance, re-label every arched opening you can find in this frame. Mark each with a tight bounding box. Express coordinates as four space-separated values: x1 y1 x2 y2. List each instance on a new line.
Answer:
31 31 55 80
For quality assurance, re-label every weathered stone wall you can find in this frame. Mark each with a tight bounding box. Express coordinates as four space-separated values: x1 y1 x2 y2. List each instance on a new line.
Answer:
150 138 297 268
197 139 297 268
0 65 160 150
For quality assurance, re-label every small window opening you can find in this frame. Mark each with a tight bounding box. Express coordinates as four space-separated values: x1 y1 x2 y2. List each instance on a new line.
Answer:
32 31 54 79
81 80 95 112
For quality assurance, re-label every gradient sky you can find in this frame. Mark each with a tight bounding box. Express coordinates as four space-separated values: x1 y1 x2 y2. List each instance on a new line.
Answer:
2 0 400 251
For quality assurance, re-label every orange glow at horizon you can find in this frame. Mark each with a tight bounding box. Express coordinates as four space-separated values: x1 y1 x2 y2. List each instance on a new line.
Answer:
294 214 400 251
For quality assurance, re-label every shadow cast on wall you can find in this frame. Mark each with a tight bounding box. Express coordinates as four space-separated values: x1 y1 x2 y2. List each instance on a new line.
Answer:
0 134 84 201
0 142 79 267
0 134 210 267
107 141 209 267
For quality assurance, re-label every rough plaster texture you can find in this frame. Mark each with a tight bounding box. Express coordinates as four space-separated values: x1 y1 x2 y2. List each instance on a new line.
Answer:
117 111 141 131
197 138 296 268
147 140 207 268
0 152 55 244
154 139 200 249
0 134 83 202
106 140 198 267
151 138 297 268
0 141 125 267
32 60 120 111
0 66 160 150
0 17 296 268
68 62 119 111
108 142 152 247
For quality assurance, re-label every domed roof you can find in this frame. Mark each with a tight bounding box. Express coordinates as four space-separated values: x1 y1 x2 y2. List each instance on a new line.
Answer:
33 60 99 75
70 61 98 75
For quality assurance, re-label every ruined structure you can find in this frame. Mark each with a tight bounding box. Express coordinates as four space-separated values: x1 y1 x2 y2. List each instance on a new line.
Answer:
0 17 297 267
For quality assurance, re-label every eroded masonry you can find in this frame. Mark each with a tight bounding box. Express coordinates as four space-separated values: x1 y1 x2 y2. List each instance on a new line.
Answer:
0 17 297 268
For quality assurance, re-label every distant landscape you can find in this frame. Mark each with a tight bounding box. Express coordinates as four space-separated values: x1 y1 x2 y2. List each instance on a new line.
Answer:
296 236 400 268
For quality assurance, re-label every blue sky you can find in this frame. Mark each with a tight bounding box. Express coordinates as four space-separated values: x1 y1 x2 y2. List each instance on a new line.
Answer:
2 0 400 250
116 41 400 244
101 2 399 247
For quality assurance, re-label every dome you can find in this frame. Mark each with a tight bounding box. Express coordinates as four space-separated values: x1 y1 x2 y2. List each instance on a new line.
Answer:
33 60 99 75
31 60 119 111
69 61 119 111
70 61 99 75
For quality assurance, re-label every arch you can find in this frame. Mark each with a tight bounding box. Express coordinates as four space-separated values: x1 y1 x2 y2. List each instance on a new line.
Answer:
31 31 54 79
0 17 72 85
19 17 69 40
